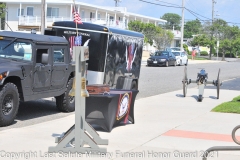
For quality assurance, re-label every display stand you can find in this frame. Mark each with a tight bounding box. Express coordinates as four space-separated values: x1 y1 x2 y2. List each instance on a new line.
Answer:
48 46 108 153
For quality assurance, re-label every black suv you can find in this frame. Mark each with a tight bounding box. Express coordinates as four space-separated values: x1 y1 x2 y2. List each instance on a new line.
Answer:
0 31 75 126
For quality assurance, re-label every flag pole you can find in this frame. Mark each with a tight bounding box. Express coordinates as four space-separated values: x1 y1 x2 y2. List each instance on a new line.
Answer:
72 0 78 36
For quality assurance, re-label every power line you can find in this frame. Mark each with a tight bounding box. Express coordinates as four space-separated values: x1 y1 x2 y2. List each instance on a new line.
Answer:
185 8 202 21
114 0 121 7
138 0 240 26
185 7 212 21
154 0 180 7
185 0 203 17
139 0 182 9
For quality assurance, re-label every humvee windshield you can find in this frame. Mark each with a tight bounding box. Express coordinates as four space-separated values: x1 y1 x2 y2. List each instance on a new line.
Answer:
0 39 32 61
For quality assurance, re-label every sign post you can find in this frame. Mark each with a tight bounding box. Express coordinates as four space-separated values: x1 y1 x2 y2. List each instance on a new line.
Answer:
48 46 108 154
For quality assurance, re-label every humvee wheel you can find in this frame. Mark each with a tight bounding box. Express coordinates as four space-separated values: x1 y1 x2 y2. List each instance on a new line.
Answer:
55 78 75 112
0 83 19 126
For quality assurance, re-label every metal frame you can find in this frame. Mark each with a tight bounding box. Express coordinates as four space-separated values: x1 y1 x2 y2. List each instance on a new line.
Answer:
202 125 240 160
48 46 108 153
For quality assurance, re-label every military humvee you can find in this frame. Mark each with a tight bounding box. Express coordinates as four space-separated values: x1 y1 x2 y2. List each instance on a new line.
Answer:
0 31 75 126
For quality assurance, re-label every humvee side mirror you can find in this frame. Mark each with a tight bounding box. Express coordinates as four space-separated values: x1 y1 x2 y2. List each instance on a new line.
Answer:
41 53 49 65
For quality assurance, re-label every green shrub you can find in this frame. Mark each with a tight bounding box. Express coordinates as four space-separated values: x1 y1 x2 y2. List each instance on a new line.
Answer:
200 51 208 56
225 53 236 58
218 52 236 58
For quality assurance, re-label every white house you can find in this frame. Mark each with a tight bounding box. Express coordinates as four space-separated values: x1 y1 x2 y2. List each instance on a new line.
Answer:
1 0 180 50
2 0 166 31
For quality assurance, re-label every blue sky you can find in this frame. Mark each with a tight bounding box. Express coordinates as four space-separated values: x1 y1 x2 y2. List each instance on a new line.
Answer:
77 0 240 26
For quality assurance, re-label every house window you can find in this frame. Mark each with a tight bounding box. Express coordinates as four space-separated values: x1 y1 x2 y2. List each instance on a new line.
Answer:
90 12 95 20
17 9 24 16
81 10 85 19
53 49 65 63
47 7 59 17
27 7 34 16
109 16 114 20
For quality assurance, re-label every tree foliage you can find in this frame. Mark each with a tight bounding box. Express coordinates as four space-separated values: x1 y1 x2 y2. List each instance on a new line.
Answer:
186 17 240 59
143 23 160 45
154 29 174 50
0 3 6 30
128 20 173 48
161 13 181 30
184 19 202 38
190 34 211 47
128 20 145 33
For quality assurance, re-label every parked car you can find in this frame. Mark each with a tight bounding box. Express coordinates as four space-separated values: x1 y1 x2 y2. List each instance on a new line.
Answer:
172 51 188 66
147 51 177 67
170 47 181 51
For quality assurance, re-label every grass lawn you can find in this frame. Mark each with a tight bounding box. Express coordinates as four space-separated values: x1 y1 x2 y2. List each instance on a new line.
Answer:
187 55 209 60
212 95 240 113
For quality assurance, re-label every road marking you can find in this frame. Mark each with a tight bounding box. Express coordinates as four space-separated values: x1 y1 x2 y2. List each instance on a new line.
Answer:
222 77 239 82
163 129 240 142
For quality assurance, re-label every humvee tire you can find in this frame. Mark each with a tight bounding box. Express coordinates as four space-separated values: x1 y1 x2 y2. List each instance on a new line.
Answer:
55 78 75 112
0 83 19 126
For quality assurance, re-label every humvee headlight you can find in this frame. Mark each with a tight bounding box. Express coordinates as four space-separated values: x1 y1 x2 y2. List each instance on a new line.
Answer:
0 72 7 81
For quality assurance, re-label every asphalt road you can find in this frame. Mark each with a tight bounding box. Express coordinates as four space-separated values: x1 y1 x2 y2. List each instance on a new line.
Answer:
138 60 240 99
0 60 240 131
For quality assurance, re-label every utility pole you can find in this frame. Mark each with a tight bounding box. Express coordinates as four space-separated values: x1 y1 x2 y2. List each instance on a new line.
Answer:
180 0 185 51
114 0 121 7
41 0 46 34
210 0 216 60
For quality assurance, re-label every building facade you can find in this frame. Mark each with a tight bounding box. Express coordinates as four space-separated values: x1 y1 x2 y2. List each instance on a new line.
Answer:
3 0 166 32
2 0 180 50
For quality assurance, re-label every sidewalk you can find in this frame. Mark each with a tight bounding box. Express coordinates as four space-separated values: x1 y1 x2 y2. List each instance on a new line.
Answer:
188 59 225 64
1 89 240 160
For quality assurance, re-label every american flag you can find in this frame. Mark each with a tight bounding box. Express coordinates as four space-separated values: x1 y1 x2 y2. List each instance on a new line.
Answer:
127 43 135 72
72 6 83 24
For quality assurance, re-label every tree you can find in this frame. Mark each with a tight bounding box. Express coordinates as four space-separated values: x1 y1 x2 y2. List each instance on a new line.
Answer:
190 34 211 47
161 13 181 30
143 23 160 45
154 29 174 50
0 3 6 30
232 37 240 58
219 39 231 61
184 19 202 38
128 20 145 33
128 20 174 49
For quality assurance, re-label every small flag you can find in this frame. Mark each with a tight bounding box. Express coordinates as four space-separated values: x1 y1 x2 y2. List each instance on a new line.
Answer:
74 35 82 46
72 6 83 24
